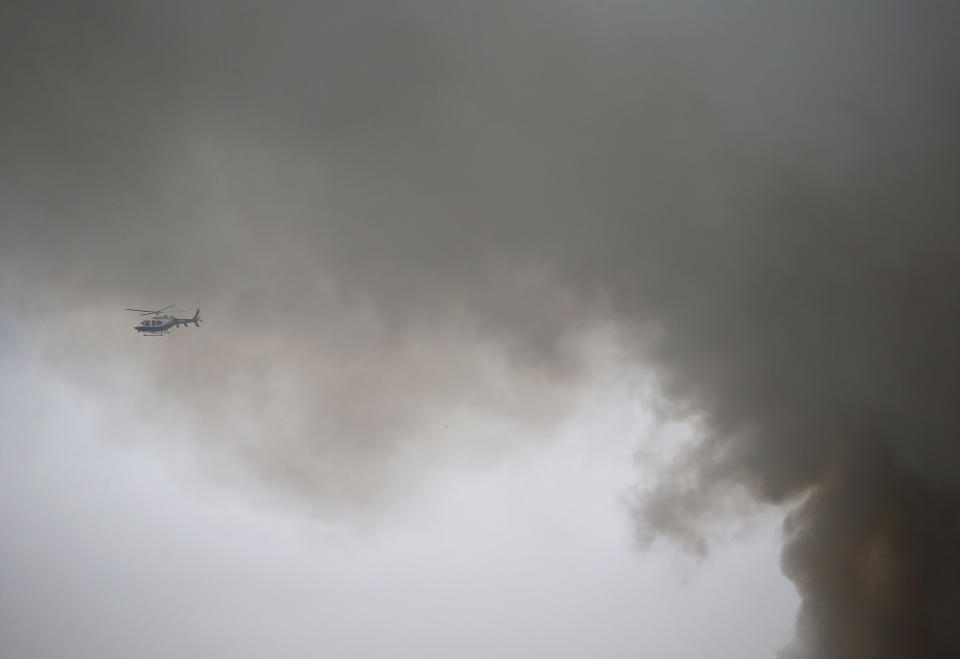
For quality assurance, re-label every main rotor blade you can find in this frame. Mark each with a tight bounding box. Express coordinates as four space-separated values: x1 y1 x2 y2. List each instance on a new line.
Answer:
125 304 175 315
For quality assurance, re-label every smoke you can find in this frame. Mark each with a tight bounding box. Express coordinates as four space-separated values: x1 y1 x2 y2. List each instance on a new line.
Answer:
3 0 959 654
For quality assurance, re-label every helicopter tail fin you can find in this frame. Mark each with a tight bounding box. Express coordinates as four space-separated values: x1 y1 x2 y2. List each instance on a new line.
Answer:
193 308 201 327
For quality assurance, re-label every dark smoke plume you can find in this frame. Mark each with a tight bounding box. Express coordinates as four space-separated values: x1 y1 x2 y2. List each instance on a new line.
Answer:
2 1 959 655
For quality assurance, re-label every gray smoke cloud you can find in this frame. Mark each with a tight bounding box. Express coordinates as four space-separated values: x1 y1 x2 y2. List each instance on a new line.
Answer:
2 1 959 655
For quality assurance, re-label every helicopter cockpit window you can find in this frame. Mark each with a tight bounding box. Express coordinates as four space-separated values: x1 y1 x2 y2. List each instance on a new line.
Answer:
142 320 149 326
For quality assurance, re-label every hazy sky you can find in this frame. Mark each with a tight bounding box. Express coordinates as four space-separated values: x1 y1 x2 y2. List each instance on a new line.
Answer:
0 348 798 658
2 1 959 657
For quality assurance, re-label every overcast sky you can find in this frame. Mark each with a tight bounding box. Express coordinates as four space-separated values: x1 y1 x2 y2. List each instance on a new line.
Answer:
2 2 959 657
0 342 798 658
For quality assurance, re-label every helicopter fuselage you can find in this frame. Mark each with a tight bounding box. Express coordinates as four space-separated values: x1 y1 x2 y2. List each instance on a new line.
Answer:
135 315 177 334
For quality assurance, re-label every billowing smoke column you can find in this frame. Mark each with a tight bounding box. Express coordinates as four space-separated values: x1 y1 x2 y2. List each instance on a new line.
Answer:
633 182 960 656
781 454 960 657
629 127 960 657
2 1 959 655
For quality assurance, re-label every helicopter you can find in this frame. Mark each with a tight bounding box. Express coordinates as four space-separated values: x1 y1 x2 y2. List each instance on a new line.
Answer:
125 305 202 336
